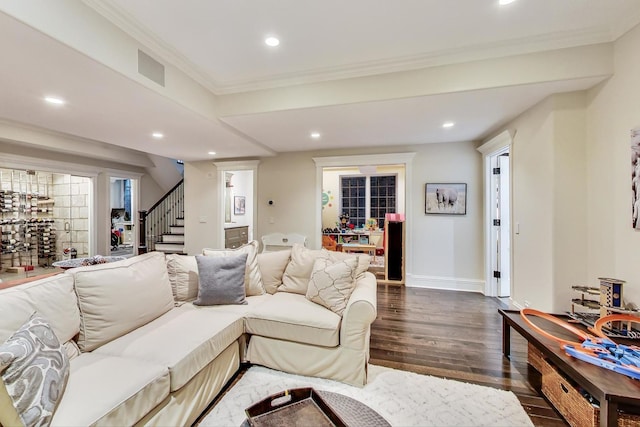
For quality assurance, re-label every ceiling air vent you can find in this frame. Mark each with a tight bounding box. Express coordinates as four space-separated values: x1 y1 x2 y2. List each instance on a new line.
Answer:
138 50 165 87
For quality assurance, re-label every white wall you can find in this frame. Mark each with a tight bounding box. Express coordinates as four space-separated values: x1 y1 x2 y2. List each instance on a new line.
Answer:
185 142 484 291
493 25 640 311
408 141 483 290
585 23 640 305
183 161 219 255
494 92 589 312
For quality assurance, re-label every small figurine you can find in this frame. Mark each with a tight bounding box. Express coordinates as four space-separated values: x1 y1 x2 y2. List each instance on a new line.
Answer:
339 212 350 230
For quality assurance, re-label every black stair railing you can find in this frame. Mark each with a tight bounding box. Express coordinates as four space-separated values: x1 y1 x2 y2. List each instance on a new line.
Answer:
139 179 184 253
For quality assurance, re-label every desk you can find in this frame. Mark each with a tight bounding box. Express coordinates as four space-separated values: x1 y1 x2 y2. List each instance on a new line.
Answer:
341 243 376 255
500 309 640 427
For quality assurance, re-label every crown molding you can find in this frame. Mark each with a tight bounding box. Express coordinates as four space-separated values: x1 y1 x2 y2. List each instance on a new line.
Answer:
82 0 631 95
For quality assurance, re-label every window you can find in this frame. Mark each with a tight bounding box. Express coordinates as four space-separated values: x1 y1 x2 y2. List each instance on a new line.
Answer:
340 175 396 228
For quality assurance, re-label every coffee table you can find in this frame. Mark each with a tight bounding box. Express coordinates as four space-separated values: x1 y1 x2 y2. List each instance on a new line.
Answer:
500 309 640 427
242 388 390 427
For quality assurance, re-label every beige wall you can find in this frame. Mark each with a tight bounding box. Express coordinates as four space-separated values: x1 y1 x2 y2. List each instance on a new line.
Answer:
498 92 589 312
585 23 640 305
184 141 484 289
498 24 640 310
183 161 219 255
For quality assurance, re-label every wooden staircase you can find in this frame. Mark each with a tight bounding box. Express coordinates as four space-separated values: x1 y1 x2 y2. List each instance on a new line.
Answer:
154 218 185 254
139 180 185 254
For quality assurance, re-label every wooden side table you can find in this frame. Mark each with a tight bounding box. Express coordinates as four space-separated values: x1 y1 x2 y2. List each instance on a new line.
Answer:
500 309 640 427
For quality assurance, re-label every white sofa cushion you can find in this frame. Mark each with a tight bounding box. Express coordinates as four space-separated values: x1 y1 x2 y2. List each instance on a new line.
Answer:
93 306 244 392
327 250 371 279
306 257 358 316
166 254 199 302
0 274 79 345
245 292 341 347
279 244 329 295
257 248 291 294
68 252 175 352
202 240 265 296
51 353 169 427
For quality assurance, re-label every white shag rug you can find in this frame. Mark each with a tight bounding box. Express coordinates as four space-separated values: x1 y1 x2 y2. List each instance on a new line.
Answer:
200 365 534 427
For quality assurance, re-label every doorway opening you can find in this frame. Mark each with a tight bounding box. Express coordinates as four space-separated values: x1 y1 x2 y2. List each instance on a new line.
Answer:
492 150 510 297
215 161 259 249
479 131 513 297
314 153 415 284
109 177 137 257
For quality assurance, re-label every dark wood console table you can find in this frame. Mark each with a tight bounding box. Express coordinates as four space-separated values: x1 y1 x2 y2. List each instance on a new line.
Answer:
500 309 640 427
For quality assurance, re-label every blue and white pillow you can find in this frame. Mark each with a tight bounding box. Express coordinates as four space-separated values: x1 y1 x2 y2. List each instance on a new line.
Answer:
0 313 70 427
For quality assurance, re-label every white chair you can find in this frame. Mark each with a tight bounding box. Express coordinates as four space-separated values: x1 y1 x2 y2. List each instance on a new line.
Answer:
261 233 307 253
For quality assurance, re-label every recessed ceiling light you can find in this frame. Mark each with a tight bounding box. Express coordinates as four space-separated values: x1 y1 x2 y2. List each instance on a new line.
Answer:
44 96 65 105
499 0 516 5
265 37 280 47
442 122 455 128
152 132 164 139
310 132 321 139
208 151 217 155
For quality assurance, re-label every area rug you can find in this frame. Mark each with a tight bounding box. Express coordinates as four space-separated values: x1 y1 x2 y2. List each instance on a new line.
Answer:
199 365 534 426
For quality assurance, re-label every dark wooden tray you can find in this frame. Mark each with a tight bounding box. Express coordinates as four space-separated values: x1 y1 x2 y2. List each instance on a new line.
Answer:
245 388 347 427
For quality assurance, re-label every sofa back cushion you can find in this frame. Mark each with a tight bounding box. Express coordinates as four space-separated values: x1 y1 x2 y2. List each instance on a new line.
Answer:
257 248 291 294
279 244 329 295
69 252 174 352
202 240 265 296
166 254 199 302
0 274 79 346
306 257 358 316
326 251 371 279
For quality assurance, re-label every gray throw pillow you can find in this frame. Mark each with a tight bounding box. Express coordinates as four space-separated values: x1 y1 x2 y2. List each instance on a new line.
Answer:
0 313 70 427
194 254 248 306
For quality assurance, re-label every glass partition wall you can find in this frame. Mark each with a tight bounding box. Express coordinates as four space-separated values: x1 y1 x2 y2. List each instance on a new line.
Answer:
0 168 91 279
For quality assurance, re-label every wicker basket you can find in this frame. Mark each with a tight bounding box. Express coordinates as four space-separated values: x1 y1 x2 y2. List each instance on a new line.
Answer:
527 343 550 375
537 353 640 427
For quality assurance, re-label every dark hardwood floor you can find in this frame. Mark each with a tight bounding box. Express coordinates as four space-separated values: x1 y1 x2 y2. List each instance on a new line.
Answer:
370 284 568 427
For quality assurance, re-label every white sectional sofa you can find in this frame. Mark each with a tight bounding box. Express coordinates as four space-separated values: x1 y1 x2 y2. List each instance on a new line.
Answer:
0 243 377 427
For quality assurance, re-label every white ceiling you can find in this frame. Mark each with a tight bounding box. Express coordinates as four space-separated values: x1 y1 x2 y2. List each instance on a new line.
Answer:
1 1 639 162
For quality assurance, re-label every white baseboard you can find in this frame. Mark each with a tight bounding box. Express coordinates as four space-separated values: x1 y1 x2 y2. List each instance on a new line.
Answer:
510 299 525 310
405 274 485 293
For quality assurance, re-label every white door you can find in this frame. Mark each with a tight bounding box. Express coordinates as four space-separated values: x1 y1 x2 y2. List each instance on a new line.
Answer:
489 149 511 297
497 154 510 297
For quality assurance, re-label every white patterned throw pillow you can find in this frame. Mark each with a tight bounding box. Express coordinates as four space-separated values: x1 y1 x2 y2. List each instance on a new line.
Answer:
306 257 358 316
0 314 70 427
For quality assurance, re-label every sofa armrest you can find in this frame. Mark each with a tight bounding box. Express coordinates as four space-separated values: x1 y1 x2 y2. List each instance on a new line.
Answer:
340 271 377 349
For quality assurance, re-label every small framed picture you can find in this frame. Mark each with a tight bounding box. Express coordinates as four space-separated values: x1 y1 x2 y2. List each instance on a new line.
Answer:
425 183 467 215
234 196 246 215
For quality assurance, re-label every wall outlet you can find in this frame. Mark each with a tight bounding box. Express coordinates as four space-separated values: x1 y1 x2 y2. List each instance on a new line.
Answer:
199 216 207 223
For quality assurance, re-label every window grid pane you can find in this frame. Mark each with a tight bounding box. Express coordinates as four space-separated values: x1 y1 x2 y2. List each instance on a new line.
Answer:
371 175 397 228
340 177 366 228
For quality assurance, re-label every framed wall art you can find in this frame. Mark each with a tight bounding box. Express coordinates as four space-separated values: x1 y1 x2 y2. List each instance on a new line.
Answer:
234 196 246 215
425 183 467 215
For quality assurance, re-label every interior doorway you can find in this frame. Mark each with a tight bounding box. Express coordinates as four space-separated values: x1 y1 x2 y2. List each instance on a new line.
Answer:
215 161 259 249
492 150 511 297
109 177 136 257
314 153 416 283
